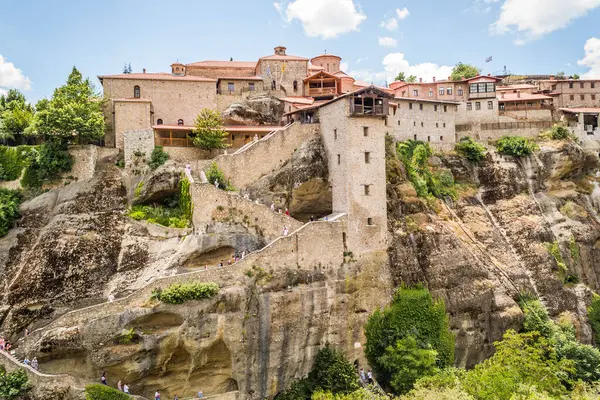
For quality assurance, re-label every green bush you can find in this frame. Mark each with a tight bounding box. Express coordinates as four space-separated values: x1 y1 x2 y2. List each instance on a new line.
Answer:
454 137 486 163
495 136 538 157
155 282 219 304
0 367 30 400
127 187 191 229
546 124 576 141
179 177 193 221
365 285 454 394
588 294 600 346
206 162 235 191
397 140 457 200
0 146 36 181
35 140 73 180
0 188 22 237
546 241 568 282
148 146 169 170
84 384 130 400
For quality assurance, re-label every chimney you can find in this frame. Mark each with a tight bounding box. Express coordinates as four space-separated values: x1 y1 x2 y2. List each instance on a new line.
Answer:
433 77 436 82
419 77 422 83
143 68 146 74
517 90 521 98
488 73 491 77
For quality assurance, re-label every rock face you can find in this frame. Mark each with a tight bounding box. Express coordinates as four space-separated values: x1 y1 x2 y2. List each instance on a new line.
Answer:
245 138 332 220
221 95 285 126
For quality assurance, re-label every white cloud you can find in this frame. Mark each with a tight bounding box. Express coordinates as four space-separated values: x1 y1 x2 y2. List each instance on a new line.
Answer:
356 57 368 64
349 52 453 84
396 7 409 20
340 62 349 72
0 55 32 93
490 0 600 43
380 17 398 31
378 37 398 48
281 0 366 39
578 37 600 78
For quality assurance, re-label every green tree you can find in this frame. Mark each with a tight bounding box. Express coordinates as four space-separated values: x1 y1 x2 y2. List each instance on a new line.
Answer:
0 188 23 237
450 63 480 81
308 346 360 395
123 62 132 74
0 89 29 111
573 74 581 80
84 384 130 400
0 367 30 400
29 67 105 143
0 90 34 139
148 146 169 170
462 330 574 400
379 336 439 394
556 71 566 79
395 72 406 82
365 285 454 394
406 75 417 83
192 108 228 150
454 136 486 163
589 294 600 345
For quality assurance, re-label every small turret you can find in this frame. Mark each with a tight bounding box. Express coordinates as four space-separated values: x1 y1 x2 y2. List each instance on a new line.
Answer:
274 46 287 56
170 62 186 76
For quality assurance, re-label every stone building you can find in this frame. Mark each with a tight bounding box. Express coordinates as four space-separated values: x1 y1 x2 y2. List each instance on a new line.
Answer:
538 78 600 109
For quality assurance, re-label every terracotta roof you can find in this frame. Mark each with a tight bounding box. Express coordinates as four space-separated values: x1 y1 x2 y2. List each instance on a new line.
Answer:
353 81 394 95
186 61 257 68
311 54 342 60
153 124 284 132
308 65 325 71
285 85 394 115
259 54 309 61
541 79 600 83
280 96 314 105
560 107 600 114
497 84 537 90
216 76 264 81
98 73 216 82
498 93 552 102
303 70 339 82
334 71 353 79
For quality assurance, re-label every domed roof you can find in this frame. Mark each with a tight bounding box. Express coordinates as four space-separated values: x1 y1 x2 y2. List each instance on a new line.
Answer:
311 53 342 61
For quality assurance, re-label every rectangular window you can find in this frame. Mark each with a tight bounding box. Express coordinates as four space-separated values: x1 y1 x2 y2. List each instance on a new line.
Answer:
570 94 575 100
581 94 585 100
427 136 431 142
581 82 585 89
409 103 413 110
337 154 340 165
443 122 446 128
488 101 493 109
592 82 596 88
398 120 401 126
363 127 369 136
428 91 433 98
458 88 463 96
439 88 445 95
569 82 574 89
413 90 419 96
364 152 370 164
364 185 370 196
443 105 447 112
447 88 453 95
228 82 235 91
551 84 557 90
367 217 373 226
419 103 423 110
478 83 487 93
470 83 478 93
421 122 424 127
440 136 443 141
334 129 337 140
249 82 255 91
436 122 439 128
413 121 416 126
593 94 597 100
434 105 438 111
476 102 481 110
467 102 472 110
413 134 417 140
486 83 495 92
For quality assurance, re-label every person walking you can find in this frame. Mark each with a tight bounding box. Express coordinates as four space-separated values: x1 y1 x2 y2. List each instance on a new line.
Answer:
155 390 161 400
282 226 289 236
23 357 30 366
359 368 366 383
31 358 38 370
270 203 275 212
173 394 179 400
285 208 290 216
101 372 107 385
123 384 130 394
117 380 122 391
367 370 374 384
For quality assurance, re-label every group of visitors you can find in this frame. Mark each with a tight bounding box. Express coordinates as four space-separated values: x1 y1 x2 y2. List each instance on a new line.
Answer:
0 337 11 352
22 356 38 370
359 368 374 385
101 372 130 394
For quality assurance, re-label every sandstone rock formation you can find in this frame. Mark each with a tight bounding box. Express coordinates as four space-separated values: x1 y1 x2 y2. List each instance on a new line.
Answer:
221 95 285 126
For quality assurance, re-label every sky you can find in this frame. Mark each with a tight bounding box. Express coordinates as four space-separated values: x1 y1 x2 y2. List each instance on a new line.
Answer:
1 0 600 103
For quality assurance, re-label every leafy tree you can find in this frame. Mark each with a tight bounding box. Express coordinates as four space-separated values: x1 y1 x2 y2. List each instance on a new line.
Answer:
28 67 105 143
589 293 600 345
192 108 228 150
35 140 74 180
573 74 580 80
365 285 454 394
395 72 406 82
378 336 439 394
556 72 566 79
0 90 34 139
406 75 417 83
0 89 29 111
84 383 130 400
450 63 480 81
454 136 486 163
307 346 360 395
0 367 30 399
0 188 22 238
148 146 169 170
495 136 538 157
312 389 388 400
206 162 234 190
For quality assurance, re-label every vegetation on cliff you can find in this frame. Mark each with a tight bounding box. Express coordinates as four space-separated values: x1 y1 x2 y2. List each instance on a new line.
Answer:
588 294 600 346
365 285 454 394
495 136 538 157
0 89 34 140
85 384 130 400
0 367 30 400
128 177 193 228
151 282 219 304
454 136 486 163
148 146 170 170
206 162 235 191
0 146 36 181
0 188 22 238
277 345 360 400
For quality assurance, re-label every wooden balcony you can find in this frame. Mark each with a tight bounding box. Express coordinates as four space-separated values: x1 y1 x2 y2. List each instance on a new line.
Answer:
350 104 387 116
155 136 194 147
500 103 553 112
308 87 337 97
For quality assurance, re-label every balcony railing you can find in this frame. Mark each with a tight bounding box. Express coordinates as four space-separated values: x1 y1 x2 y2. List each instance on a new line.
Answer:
308 87 337 96
350 104 386 116
217 86 258 95
155 136 195 147
500 104 553 112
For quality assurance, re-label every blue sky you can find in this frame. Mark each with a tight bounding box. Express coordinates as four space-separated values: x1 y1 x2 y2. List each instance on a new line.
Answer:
1 0 599 103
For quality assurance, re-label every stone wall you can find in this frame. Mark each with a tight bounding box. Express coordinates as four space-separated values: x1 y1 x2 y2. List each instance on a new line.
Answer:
124 129 155 173
256 60 308 94
388 99 457 146
191 184 304 243
318 98 388 256
456 98 499 125
211 123 319 188
163 146 212 162
114 101 152 150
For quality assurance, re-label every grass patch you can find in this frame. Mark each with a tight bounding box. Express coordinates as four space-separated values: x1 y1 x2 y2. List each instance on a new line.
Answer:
151 282 219 304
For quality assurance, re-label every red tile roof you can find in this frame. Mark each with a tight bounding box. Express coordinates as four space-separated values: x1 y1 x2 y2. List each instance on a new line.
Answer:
560 107 600 114
186 61 257 68
216 76 264 81
259 54 309 61
98 73 216 82
280 96 314 105
497 84 537 90
308 65 325 71
311 54 342 60
153 125 284 132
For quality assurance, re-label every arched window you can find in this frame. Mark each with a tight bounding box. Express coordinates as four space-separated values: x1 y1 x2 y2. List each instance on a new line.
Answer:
293 80 298 92
271 80 276 90
134 85 140 98
177 119 184 126
157 119 163 125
